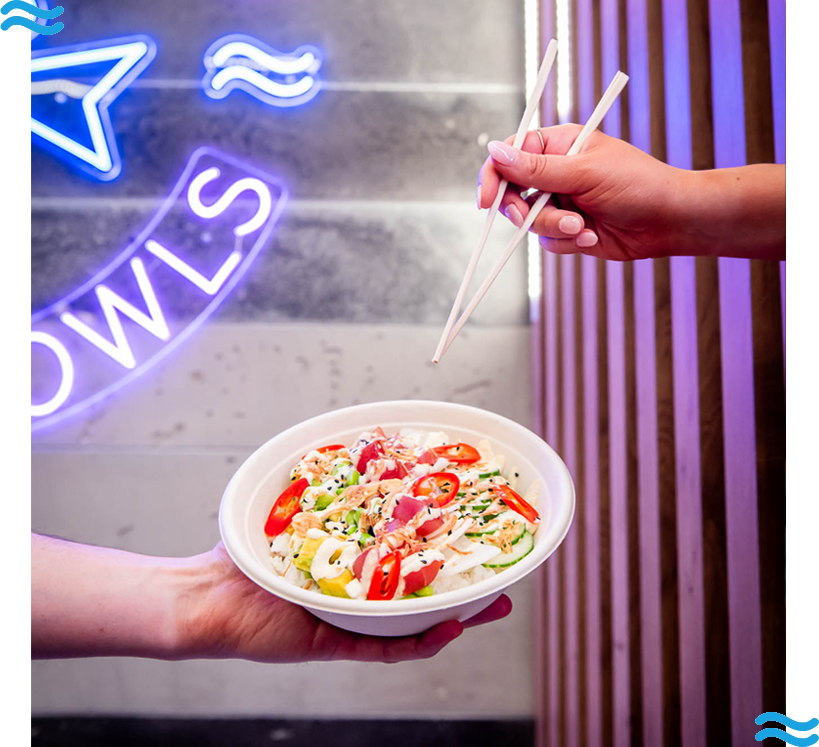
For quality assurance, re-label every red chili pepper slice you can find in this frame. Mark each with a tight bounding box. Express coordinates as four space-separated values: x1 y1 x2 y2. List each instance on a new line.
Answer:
412 472 461 507
432 443 481 465
494 484 539 524
317 444 346 454
367 551 402 601
264 477 309 536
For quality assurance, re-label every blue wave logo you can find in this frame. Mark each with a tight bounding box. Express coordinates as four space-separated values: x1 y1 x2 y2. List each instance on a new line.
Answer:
756 713 819 745
1 0 63 35
202 34 322 108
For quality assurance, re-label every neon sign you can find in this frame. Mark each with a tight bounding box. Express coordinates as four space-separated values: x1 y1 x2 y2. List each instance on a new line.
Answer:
31 148 288 432
31 35 156 180
202 34 322 107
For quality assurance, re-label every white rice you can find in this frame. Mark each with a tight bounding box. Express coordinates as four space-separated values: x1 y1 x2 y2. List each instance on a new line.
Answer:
430 564 496 595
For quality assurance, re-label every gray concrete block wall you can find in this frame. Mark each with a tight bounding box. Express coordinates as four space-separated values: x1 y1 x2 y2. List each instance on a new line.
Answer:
32 0 534 719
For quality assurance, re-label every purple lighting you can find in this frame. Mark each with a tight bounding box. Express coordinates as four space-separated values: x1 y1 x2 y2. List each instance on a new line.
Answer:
31 147 288 432
30 331 74 417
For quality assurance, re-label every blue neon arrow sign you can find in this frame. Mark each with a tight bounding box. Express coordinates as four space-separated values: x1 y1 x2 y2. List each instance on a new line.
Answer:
31 35 156 180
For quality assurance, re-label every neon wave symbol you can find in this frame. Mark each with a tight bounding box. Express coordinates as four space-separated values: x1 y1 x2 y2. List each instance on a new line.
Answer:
1 0 63 35
755 713 819 745
31 35 156 180
202 34 322 107
31 148 288 432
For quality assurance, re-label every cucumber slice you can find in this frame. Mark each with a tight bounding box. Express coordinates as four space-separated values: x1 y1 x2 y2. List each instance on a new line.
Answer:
467 520 526 544
402 585 434 599
479 470 501 479
482 531 535 568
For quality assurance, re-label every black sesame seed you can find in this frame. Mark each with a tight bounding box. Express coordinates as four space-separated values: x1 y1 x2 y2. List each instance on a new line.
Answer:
293 553 300 558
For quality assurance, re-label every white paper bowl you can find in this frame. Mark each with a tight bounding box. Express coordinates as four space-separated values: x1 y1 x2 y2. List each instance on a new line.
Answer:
219 400 575 637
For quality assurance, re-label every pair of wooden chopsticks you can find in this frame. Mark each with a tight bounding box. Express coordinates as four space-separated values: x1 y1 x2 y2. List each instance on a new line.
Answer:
432 41 629 363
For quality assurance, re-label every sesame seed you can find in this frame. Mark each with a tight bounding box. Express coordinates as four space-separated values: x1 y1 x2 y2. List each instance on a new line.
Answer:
293 553 300 558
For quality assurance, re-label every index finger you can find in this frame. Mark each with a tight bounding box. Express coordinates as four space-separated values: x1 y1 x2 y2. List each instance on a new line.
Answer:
478 130 548 208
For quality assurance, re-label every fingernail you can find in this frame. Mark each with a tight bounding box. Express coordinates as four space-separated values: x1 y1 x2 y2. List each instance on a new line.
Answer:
559 215 582 235
505 204 523 228
576 232 599 248
487 140 518 166
476 183 482 210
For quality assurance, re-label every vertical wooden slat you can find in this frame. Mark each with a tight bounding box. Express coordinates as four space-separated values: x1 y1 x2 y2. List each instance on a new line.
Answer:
616 2 642 745
536 7 554 744
561 255 580 747
766 0 785 165
607 259 631 747
582 254 603 747
718 255 764 746
634 257 664 747
577 3 602 744
597 256 614 747
707 0 766 743
695 253 732 747
555 258 566 747
738 0 786 716
624 1 663 745
592 0 616 740
671 252 707 747
534 242 547 744
601 3 631 746
623 262 643 747
646 2 683 745
654 258 682 747
568 6 589 747
593 0 603 102
663 1 709 745
574 252 588 747
545 248 561 747
687 0 733 744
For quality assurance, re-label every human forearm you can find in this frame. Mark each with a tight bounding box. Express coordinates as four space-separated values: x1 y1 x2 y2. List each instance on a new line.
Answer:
31 535 493 663
31 533 205 660
675 164 785 261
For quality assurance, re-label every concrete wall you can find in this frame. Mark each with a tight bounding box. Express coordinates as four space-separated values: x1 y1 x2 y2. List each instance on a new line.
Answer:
31 0 534 719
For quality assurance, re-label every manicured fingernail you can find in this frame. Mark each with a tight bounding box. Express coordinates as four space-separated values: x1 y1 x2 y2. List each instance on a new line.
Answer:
487 140 518 166
576 232 599 248
559 215 582 235
476 183 482 209
505 204 523 228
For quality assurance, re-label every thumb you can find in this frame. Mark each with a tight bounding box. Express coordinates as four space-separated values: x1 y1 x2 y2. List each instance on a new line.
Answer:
487 140 592 196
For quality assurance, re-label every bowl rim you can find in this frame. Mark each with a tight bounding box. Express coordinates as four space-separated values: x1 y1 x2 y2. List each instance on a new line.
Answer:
219 400 575 618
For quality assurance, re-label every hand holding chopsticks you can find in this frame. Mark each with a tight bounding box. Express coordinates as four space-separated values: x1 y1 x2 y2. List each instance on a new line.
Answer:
433 55 629 363
432 39 558 364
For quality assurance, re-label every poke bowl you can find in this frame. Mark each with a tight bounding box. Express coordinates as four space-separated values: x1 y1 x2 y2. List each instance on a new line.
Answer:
218 400 575 637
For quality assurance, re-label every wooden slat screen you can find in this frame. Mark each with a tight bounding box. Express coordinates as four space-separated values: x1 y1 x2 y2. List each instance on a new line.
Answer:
534 1 785 745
